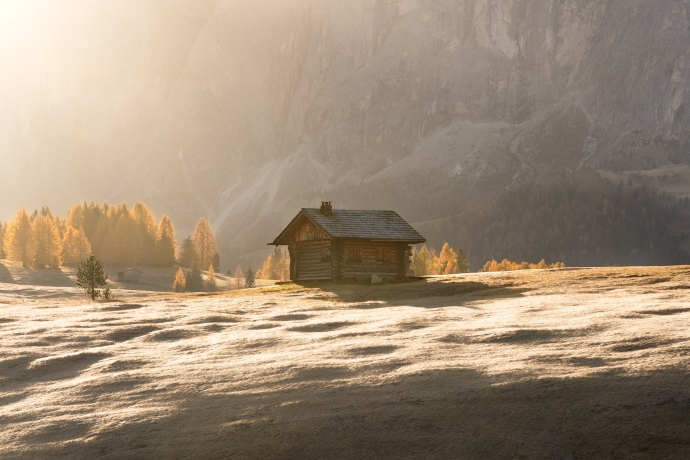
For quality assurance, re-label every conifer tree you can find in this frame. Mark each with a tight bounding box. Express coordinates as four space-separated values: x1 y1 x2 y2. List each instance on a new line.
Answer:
53 215 66 240
234 265 244 290
76 254 108 301
4 208 36 267
133 202 157 265
438 243 459 275
456 246 470 273
33 214 62 268
411 245 436 276
173 267 186 292
185 262 203 292
156 215 177 266
192 218 218 271
61 226 92 266
207 264 217 291
244 265 256 288
177 237 197 268
114 209 142 266
65 204 85 233
257 247 290 281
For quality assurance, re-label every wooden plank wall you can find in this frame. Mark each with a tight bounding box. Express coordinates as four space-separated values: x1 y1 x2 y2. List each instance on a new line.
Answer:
295 240 333 281
338 240 411 282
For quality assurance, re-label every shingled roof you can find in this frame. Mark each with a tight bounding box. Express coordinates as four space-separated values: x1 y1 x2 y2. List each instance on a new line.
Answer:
270 208 426 245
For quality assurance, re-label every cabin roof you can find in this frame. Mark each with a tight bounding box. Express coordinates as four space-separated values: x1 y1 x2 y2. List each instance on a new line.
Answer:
124 268 143 273
270 208 426 245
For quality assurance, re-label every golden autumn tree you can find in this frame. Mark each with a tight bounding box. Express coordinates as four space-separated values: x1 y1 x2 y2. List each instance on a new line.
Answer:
437 243 459 275
234 265 244 290
192 218 218 271
33 214 62 268
156 215 177 266
61 226 92 266
65 204 85 231
172 267 186 292
411 245 436 276
257 247 290 281
4 208 36 267
133 202 157 265
0 221 7 259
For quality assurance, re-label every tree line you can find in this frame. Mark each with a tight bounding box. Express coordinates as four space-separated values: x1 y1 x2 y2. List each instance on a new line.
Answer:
417 170 690 270
0 201 219 272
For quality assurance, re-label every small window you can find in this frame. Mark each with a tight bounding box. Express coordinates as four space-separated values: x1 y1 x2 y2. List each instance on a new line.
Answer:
346 246 363 262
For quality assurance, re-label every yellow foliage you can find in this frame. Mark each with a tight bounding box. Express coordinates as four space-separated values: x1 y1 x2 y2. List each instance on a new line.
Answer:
480 258 565 272
172 267 186 292
192 218 218 271
61 226 92 266
33 215 62 268
4 208 36 267
257 247 290 281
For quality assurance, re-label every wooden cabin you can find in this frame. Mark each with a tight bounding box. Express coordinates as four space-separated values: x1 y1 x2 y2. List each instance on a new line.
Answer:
269 202 425 282
117 268 143 284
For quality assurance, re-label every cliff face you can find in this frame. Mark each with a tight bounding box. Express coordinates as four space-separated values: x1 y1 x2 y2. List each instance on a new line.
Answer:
2 0 690 264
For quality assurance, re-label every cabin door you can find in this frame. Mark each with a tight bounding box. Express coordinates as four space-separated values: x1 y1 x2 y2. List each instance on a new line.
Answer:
295 240 332 281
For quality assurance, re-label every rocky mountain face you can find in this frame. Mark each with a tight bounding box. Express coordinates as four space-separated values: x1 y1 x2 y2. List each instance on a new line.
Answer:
2 0 690 267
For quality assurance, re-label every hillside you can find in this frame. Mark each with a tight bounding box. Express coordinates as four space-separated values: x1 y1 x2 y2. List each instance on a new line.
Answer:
1 267 690 458
2 1 690 265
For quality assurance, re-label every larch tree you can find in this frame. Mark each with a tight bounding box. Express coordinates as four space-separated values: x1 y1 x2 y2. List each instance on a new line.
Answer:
61 226 92 266
156 215 177 266
33 214 62 268
65 204 85 231
177 237 197 268
133 202 157 265
257 247 290 281
437 243 459 275
172 267 186 292
4 208 36 267
192 218 218 271
411 245 436 276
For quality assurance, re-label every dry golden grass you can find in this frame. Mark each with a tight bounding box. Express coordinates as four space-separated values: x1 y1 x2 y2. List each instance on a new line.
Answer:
2 266 690 458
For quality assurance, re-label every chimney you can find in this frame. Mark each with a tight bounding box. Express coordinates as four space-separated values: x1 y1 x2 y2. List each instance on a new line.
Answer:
320 201 333 217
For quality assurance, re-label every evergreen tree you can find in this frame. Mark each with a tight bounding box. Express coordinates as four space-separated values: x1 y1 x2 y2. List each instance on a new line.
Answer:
177 237 197 268
211 253 220 272
76 254 108 301
173 267 186 292
234 265 244 290
244 265 256 288
61 226 92 266
185 262 203 292
192 218 218 271
456 246 470 273
4 208 36 267
33 214 62 268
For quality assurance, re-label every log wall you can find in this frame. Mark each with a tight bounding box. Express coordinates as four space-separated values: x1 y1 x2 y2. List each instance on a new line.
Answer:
294 239 333 281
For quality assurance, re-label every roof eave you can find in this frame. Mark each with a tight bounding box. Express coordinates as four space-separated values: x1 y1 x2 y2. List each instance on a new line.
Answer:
268 209 334 245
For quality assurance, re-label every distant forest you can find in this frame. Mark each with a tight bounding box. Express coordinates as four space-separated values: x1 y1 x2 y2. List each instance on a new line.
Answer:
416 170 690 270
0 201 218 270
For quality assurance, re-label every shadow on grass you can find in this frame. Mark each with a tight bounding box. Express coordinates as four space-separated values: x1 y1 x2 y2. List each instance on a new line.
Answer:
0 262 14 283
54 366 690 460
292 279 528 308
